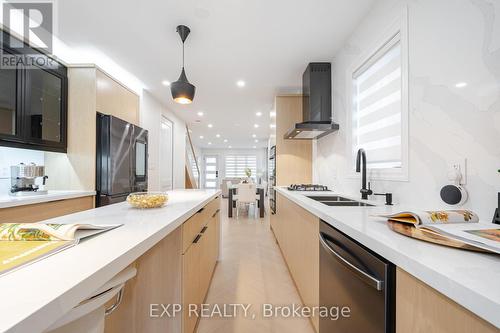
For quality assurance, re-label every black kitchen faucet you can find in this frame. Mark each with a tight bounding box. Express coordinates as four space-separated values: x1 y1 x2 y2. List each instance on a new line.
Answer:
356 148 373 200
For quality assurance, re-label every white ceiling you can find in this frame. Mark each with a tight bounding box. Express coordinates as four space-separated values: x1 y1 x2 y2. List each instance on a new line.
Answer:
56 0 374 149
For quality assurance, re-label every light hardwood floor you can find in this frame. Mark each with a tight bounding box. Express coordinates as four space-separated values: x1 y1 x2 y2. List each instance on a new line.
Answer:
197 200 315 333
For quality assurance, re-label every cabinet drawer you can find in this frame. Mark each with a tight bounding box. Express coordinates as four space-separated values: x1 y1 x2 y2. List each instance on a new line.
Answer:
205 196 220 219
182 208 206 254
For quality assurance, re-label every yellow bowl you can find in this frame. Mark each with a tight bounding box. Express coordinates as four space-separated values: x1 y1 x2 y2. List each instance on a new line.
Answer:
126 192 168 209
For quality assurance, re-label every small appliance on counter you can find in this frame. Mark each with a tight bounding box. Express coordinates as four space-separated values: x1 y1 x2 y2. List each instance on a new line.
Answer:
287 184 329 191
10 163 48 196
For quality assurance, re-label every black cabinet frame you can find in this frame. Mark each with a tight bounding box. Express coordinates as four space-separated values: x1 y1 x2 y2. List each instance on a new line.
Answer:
0 30 68 153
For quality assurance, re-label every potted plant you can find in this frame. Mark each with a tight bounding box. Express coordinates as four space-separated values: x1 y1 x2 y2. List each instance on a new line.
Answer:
243 167 252 183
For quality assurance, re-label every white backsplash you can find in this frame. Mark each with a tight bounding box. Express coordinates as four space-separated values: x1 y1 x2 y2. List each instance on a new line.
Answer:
0 147 45 195
313 0 500 220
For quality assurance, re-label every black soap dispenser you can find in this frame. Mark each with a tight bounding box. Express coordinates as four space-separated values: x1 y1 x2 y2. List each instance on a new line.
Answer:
493 192 500 225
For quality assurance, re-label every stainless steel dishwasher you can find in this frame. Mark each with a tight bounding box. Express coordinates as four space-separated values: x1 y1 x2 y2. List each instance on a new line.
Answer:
319 220 395 333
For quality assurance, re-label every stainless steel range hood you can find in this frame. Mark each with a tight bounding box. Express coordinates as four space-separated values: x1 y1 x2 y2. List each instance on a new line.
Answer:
284 63 339 140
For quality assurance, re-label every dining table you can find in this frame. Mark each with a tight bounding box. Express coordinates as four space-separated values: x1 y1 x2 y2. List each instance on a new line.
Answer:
227 183 265 218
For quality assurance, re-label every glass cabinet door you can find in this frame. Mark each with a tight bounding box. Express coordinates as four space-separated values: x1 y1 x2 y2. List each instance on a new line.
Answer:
26 68 64 144
0 52 20 139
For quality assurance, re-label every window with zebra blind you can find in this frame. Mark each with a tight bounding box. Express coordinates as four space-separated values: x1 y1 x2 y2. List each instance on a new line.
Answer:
350 22 408 180
224 155 257 179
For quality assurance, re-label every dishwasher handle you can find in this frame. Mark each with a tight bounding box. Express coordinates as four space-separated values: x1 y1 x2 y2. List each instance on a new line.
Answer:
319 232 384 291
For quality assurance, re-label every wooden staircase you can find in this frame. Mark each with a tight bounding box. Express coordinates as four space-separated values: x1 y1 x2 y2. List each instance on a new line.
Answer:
185 126 200 189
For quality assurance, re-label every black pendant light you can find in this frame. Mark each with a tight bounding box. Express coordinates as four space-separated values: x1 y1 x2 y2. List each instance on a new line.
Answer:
171 25 196 104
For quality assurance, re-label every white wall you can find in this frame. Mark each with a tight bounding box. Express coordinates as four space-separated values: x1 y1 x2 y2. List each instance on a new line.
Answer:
0 147 45 194
201 148 268 188
314 0 500 219
140 90 186 190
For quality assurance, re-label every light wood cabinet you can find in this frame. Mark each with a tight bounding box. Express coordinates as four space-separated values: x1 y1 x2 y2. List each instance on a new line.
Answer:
96 70 139 126
273 192 319 332
275 95 312 186
0 196 94 223
44 66 139 193
396 268 498 333
182 197 220 333
105 196 220 333
105 227 183 333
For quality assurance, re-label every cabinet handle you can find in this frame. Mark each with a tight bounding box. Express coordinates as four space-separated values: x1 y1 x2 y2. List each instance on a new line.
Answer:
319 232 384 291
105 287 124 316
200 226 208 234
193 234 202 244
212 209 220 218
197 207 205 213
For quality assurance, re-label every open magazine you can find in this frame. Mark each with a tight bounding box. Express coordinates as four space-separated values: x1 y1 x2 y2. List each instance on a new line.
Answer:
381 210 500 255
0 223 121 277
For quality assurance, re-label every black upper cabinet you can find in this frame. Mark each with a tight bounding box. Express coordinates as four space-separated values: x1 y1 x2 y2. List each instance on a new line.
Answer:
0 49 22 142
0 31 68 153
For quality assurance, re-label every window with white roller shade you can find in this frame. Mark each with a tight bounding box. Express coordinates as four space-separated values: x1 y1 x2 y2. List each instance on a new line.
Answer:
224 155 257 178
352 33 405 171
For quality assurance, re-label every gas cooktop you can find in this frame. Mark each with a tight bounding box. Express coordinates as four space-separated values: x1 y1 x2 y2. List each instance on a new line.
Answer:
287 184 330 191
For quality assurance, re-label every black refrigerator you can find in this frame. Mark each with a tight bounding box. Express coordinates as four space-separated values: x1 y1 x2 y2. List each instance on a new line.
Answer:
96 113 148 207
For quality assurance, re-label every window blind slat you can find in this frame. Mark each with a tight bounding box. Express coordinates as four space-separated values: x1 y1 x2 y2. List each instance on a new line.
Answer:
225 155 257 178
353 39 402 170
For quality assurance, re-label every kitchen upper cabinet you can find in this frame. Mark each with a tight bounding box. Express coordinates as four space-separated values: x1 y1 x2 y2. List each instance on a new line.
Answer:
0 32 68 152
0 50 21 141
24 66 67 148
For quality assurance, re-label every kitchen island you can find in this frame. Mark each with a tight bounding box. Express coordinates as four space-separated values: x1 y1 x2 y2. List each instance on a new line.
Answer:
273 187 500 332
0 189 221 333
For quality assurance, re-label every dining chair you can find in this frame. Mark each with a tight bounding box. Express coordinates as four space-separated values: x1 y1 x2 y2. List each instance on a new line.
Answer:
234 183 257 218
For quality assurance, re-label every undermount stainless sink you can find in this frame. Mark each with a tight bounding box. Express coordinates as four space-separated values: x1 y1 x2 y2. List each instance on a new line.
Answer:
306 195 354 202
306 195 375 207
319 201 374 207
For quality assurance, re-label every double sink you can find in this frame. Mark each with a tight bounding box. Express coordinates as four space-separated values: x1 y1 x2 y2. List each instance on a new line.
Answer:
306 195 374 207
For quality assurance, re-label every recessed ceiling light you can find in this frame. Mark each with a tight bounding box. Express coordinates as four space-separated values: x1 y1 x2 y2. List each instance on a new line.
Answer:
208 124 213 128
455 82 467 88
252 146 256 149
236 80 245 87
216 134 220 138
208 142 212 145
270 111 276 117
199 135 204 139
254 139 258 143
252 134 256 138
254 124 259 128
256 111 262 117
162 80 171 86
223 139 228 143
270 124 276 128
228 145 232 148
197 111 204 116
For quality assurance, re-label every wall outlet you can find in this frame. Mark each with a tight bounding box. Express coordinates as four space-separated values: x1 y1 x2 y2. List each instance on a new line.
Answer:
449 158 467 185
0 167 9 179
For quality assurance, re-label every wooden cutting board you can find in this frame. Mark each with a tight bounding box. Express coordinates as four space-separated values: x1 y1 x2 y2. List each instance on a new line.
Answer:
387 221 491 253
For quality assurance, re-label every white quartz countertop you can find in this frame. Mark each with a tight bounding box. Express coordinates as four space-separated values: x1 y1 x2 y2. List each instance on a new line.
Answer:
0 189 220 333
275 187 500 329
0 190 96 209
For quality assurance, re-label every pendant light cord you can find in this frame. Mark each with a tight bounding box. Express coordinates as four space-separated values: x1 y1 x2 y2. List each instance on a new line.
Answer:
182 41 185 69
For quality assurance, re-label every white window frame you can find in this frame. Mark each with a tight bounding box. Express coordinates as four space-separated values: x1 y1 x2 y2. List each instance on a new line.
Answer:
346 6 409 181
224 154 258 180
